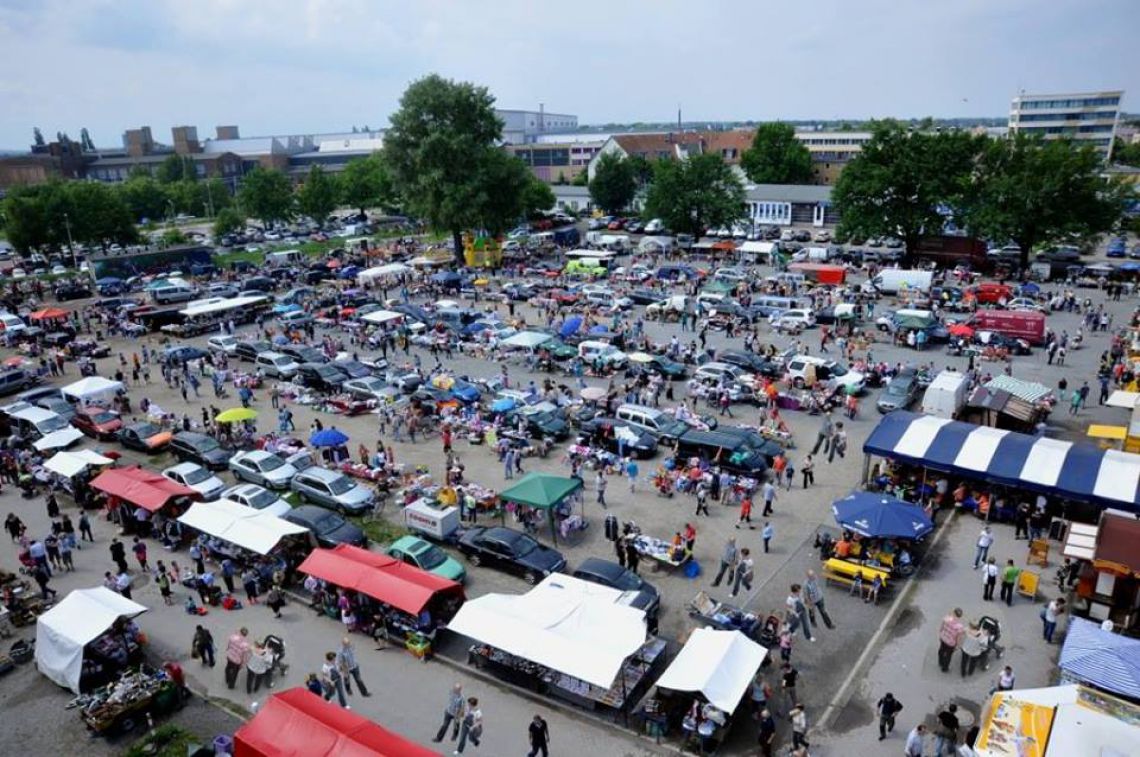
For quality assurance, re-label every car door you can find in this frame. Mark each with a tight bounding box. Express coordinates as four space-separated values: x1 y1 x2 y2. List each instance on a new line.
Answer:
483 537 512 571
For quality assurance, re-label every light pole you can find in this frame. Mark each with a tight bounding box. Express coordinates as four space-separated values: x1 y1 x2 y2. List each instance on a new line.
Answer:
63 212 76 269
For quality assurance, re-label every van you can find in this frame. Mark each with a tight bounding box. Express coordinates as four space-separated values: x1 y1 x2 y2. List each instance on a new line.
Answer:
578 340 627 369
696 293 727 312
645 295 691 319
785 355 866 392
615 404 692 443
150 282 197 304
0 313 26 334
265 249 304 268
7 405 73 440
675 429 769 477
0 368 34 397
256 351 301 379
862 269 934 295
656 265 700 282
922 370 970 419
750 295 811 317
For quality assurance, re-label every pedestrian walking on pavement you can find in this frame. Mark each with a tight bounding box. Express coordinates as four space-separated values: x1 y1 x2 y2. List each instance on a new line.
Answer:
337 637 371 697
790 703 809 749
811 412 833 455
762 521 773 553
109 538 128 574
246 642 272 695
761 479 777 516
77 511 93 542
937 608 965 673
736 495 755 529
876 692 903 740
934 704 960 756
455 697 482 753
982 557 999 600
802 570 835 629
321 651 349 708
1000 560 1021 605
626 539 640 575
224 627 251 689
731 548 754 597
757 709 777 757
1042 597 1065 643
192 625 215 667
595 470 607 508
973 526 994 569
905 724 926 757
786 584 815 642
527 714 550 757
801 454 815 488
433 683 466 743
132 537 148 571
712 537 738 587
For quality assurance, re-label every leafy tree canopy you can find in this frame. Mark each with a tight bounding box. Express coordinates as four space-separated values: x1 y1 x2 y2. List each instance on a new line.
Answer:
296 165 341 224
340 153 394 216
740 122 814 185
237 167 294 228
589 152 637 214
642 153 746 237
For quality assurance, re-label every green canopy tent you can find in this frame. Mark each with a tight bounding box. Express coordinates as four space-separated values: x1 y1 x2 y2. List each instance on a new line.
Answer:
498 472 585 545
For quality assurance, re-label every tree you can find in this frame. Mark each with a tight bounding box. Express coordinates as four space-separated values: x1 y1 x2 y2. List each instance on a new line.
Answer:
642 153 746 237
627 155 654 187
118 175 169 222
588 152 637 214
1113 141 1140 167
520 173 557 220
832 124 981 261
61 181 138 250
339 153 393 217
383 74 510 262
156 154 196 184
2 184 53 252
212 207 245 239
964 134 1132 268
571 171 588 187
741 122 814 185
470 150 540 233
297 165 341 224
167 180 204 217
237 167 294 228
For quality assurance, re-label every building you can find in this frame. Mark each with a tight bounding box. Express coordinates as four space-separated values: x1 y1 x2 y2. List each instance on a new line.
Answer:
794 131 872 184
506 141 604 183
744 183 835 227
496 109 578 144
0 137 87 192
550 185 593 215
83 125 245 187
1008 90 1124 160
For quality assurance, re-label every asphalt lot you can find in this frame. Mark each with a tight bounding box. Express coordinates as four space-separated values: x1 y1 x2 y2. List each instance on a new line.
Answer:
0 245 1134 754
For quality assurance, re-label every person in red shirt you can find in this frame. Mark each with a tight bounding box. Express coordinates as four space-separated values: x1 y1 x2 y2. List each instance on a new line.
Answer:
736 497 755 530
683 522 696 551
441 424 452 454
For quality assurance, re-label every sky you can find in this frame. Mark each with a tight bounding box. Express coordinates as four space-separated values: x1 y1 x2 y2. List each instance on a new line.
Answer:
0 0 1137 150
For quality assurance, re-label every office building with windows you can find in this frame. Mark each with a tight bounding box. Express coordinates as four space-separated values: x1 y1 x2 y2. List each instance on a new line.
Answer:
1008 90 1124 160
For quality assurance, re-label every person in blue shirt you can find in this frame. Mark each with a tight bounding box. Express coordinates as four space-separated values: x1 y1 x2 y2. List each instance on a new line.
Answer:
625 459 639 493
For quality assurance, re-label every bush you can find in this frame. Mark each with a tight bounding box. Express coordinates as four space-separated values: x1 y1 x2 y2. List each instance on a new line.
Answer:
125 724 197 757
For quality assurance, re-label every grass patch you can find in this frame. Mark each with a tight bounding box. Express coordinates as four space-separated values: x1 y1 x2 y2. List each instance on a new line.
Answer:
352 514 409 547
124 724 198 757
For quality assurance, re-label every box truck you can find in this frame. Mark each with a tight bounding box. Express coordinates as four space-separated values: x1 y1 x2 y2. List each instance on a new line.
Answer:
972 310 1046 346
862 269 934 295
922 370 970 419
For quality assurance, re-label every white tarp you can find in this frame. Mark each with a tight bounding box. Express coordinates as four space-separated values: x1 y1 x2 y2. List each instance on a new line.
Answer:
43 450 114 478
60 376 124 404
447 573 646 688
654 628 768 713
35 587 147 693
178 499 308 555
1105 390 1140 409
360 310 405 326
502 331 553 350
32 427 84 451
358 263 410 285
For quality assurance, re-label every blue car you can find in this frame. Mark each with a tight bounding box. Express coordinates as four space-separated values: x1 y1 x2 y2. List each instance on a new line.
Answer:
1107 238 1127 257
449 379 482 404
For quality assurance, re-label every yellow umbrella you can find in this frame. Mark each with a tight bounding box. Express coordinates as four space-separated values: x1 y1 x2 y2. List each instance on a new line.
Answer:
215 407 258 423
473 278 489 286
432 375 456 390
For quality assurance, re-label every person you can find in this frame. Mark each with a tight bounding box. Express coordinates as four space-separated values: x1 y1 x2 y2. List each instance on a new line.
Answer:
761 479 777 516
221 558 237 594
305 673 324 696
156 566 173 605
973 526 994 569
790 703 809 749
33 563 56 600
192 625 215 667
456 696 482 753
960 622 984 677
905 724 926 757
595 470 607 509
336 637 370 697
803 570 835 630
78 511 94 542
109 538 128 574
866 573 883 604
736 495 754 529
811 412 833 455
683 522 697 552
242 568 260 604
801 454 815 488
937 608 965 673
712 537 738 587
625 457 639 493
1042 597 1065 643
321 651 348 708
1000 559 1021 606
762 521 774 553
527 714 550 757
626 538 640 575
982 557 999 601
433 683 466 743
877 692 903 740
116 570 132 599
266 584 285 618
757 708 777 757
996 665 1016 691
780 662 799 708
246 642 272 695
935 704 960 756
132 537 148 570
786 584 814 642
732 548 754 598
224 627 251 690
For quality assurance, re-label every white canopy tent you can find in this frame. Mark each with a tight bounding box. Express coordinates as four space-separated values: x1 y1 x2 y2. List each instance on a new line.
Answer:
447 573 646 688
178 499 309 555
502 331 553 350
32 427 85 451
359 310 406 327
43 449 114 478
35 587 147 693
357 263 411 286
654 628 768 713
60 376 125 405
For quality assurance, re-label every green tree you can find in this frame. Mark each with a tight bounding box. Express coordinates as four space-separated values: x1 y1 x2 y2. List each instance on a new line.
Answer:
832 124 981 261
201 178 232 216
520 173 557 220
118 175 169 222
383 74 511 262
469 150 539 233
156 154 196 184
167 180 205 217
571 171 588 187
1113 140 1140 167
339 153 393 217
627 155 654 187
964 135 1132 269
3 183 55 252
237 167 294 228
62 181 138 250
212 207 245 239
642 153 746 237
740 122 814 185
296 165 341 224
588 152 637 214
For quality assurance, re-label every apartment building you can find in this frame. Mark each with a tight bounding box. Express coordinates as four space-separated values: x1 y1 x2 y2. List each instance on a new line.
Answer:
1008 90 1124 160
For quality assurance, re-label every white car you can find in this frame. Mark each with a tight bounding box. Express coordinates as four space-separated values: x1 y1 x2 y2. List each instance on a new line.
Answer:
694 362 755 388
222 483 291 517
769 309 817 330
785 355 866 393
229 450 299 489
342 377 395 402
780 229 797 242
1005 298 1043 312
51 264 68 275
207 335 239 355
163 462 225 500
644 219 665 235
813 230 832 243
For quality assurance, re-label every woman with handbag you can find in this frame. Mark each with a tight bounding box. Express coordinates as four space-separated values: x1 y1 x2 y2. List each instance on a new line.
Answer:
456 697 483 753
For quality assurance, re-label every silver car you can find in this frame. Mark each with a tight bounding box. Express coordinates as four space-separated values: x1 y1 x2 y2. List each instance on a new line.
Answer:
229 450 298 489
290 467 374 515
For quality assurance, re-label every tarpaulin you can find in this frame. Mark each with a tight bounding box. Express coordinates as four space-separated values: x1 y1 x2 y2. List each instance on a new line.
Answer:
35 587 147 693
89 466 197 511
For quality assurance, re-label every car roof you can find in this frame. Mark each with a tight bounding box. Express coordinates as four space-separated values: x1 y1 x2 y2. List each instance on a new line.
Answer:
173 431 210 443
166 462 203 474
576 557 624 579
299 467 342 482
482 526 523 542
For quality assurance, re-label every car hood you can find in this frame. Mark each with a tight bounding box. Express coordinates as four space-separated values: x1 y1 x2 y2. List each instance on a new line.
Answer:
520 545 566 574
620 587 661 613
320 520 365 546
262 462 299 483
201 447 231 466
338 485 374 506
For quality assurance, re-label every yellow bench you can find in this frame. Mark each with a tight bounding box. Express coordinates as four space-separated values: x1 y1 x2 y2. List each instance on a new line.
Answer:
822 558 890 590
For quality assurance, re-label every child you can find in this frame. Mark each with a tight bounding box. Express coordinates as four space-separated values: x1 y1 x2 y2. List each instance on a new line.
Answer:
850 571 865 599
778 623 794 662
867 574 883 604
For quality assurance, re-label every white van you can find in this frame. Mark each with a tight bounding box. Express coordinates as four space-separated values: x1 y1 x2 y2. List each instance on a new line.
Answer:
922 370 970 419
255 351 301 379
785 355 866 392
266 249 304 267
646 295 691 319
577 340 628 368
862 269 934 295
615 403 691 441
0 313 26 334
150 282 197 304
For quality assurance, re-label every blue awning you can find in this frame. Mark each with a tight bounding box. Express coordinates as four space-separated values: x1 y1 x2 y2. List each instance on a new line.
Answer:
1059 617 1140 700
863 411 1140 512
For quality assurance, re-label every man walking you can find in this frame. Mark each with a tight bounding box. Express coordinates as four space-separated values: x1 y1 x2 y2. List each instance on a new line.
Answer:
762 521 774 553
811 412 833 456
761 479 777 516
736 495 755 529
336 637 371 697
224 627 251 690
876 692 903 740
936 608 965 673
321 651 348 708
982 557 999 601
433 683 466 743
786 584 814 642
625 457 639 493
905 724 926 757
1042 597 1065 643
109 538 129 575
973 526 994 569
712 537 738 588
802 570 835 629
527 713 550 757
595 470 607 509
1000 559 1021 605
731 548 754 598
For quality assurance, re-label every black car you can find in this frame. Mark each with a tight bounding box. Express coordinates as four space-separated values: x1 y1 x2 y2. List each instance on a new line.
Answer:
714 426 784 463
162 346 209 365
332 360 373 379
457 526 566 584
717 349 784 379
502 283 538 302
281 345 328 364
504 406 570 440
242 276 275 292
295 363 348 392
572 557 661 618
168 431 230 469
117 421 172 452
578 417 658 459
34 396 76 423
233 340 274 362
627 288 662 306
282 505 366 548
974 330 1032 355
55 283 92 301
637 355 688 380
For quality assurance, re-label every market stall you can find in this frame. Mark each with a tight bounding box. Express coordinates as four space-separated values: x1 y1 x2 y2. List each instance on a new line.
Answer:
449 573 664 714
0 568 50 628
298 544 465 655
178 499 311 585
43 449 115 499
60 376 126 407
90 466 198 514
1061 508 1140 632
648 628 768 752
498 472 585 545
234 687 439 757
1058 617 1140 700
35 587 148 693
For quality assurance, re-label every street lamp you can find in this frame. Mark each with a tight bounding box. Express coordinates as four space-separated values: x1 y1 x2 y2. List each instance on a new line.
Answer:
63 212 76 269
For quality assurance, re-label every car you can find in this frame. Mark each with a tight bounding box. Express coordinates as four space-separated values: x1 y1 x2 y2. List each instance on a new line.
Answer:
694 362 755 388
55 282 92 301
342 377 398 403
295 362 349 392
578 417 658 459
384 370 423 394
280 345 328 365
232 340 273 362
331 359 373 380
813 230 832 243
386 535 466 583
1107 237 1127 257
71 406 123 439
571 557 660 617
716 349 785 379
168 431 230 469
785 355 866 393
1005 297 1043 312
504 404 570 440
162 345 209 365
35 396 75 423
229 450 299 489
502 283 538 302
627 288 662 306
457 525 566 584
449 379 482 404
277 310 314 329
644 218 665 235
290 466 374 515
117 421 172 452
206 283 241 298
221 483 291 517
282 505 366 548
163 462 225 500
876 368 920 413
631 354 687 380
587 218 607 231
769 308 817 330
974 330 1032 355
242 276 275 292
207 335 239 355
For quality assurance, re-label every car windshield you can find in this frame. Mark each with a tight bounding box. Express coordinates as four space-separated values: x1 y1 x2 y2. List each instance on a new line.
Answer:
247 489 276 508
418 545 448 570
315 512 345 532
327 476 354 495
660 419 690 437
317 366 341 378
830 364 849 377
196 437 220 452
91 411 117 424
887 379 913 397
608 569 642 591
258 455 284 471
183 468 211 485
136 423 161 437
511 534 538 557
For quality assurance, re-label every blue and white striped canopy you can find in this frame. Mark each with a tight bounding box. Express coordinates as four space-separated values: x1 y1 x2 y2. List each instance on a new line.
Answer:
864 412 1140 512
1059 617 1140 700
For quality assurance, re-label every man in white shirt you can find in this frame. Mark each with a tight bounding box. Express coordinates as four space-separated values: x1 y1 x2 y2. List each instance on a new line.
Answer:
905 723 926 756
973 526 994 569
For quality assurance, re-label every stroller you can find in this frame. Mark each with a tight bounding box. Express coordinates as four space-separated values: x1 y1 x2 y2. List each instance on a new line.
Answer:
755 615 781 665
262 634 289 677
978 616 1004 660
16 548 36 575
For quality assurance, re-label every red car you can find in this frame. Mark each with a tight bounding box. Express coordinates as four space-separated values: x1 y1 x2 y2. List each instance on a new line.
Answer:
549 289 580 305
607 219 625 230
71 406 123 440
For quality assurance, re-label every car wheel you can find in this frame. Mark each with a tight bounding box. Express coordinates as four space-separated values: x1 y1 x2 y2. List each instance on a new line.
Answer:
468 553 482 566
524 571 541 585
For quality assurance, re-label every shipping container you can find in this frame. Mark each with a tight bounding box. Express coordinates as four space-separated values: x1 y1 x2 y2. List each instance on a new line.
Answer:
788 263 846 285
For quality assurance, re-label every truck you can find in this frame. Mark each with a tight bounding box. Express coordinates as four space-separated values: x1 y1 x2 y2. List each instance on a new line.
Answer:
921 369 970 419
552 226 580 247
972 309 1046 346
862 269 934 295
788 263 846 286
913 235 988 270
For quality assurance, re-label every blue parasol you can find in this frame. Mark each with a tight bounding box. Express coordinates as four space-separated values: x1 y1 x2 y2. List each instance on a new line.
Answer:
491 397 517 413
560 315 583 338
310 428 350 447
831 492 933 539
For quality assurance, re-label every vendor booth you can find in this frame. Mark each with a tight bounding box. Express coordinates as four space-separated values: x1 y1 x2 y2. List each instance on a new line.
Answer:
356 263 411 287
498 472 585 545
449 573 665 714
44 449 115 478
35 587 147 693
647 628 768 752
90 466 197 512
234 687 438 757
1059 617 1140 701
61 376 125 406
298 544 465 655
1061 508 1140 632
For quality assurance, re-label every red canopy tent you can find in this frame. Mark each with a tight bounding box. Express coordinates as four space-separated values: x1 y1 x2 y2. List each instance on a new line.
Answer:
28 307 69 321
297 544 465 616
89 466 197 512
234 687 439 757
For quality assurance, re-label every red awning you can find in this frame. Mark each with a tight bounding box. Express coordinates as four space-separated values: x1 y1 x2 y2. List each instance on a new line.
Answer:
29 307 68 321
297 544 464 616
89 466 197 512
234 687 439 757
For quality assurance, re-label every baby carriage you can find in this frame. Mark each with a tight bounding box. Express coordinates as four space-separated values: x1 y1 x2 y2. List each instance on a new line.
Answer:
16 548 36 575
978 616 1004 659
755 614 781 655
262 633 289 676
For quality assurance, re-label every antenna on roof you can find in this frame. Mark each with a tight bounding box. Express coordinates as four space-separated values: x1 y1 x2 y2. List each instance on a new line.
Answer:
678 105 682 131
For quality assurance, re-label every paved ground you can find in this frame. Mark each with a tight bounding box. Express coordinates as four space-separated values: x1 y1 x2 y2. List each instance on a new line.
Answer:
0 252 1131 755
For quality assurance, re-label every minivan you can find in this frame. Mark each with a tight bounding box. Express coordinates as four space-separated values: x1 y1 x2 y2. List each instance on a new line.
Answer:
0 368 35 397
785 355 866 393
150 283 197 304
578 340 627 368
290 467 374 515
255 351 301 379
0 313 27 334
675 429 769 477
750 295 812 317
615 404 692 443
